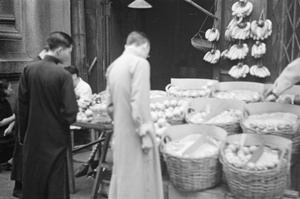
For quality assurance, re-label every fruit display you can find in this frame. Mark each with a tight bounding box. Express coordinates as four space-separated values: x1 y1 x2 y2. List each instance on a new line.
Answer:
206 109 243 125
224 142 280 170
149 90 167 98
230 21 251 40
223 43 249 60
166 81 216 98
249 63 271 78
242 112 298 133
203 49 221 64
231 0 253 17
150 98 190 137
164 134 219 159
213 90 261 103
185 105 211 124
205 28 220 42
276 94 300 105
228 62 250 79
76 93 111 124
203 26 221 64
250 17 272 40
251 41 266 58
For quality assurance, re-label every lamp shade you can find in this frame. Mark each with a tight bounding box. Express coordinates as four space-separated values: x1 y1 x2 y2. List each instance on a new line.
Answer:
128 0 152 9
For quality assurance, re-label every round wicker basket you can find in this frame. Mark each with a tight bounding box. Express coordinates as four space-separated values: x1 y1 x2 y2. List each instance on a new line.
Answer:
220 134 291 199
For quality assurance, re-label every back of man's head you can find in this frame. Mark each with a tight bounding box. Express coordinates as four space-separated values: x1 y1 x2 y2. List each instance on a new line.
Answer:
47 31 73 51
65 65 79 76
126 31 150 47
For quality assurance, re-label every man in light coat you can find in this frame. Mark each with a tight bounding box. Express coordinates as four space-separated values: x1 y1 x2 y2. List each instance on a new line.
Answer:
106 31 164 199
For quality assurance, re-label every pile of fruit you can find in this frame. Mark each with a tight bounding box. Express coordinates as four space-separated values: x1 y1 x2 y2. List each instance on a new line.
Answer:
213 89 261 103
185 105 211 124
242 112 298 132
224 142 280 170
150 99 190 137
206 109 243 125
166 81 216 98
76 93 111 124
276 94 300 105
186 107 242 126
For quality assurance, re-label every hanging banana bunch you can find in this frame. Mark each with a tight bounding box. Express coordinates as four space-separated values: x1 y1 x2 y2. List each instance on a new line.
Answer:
251 41 266 58
250 10 272 40
203 49 221 64
224 43 249 60
205 28 220 42
228 62 250 79
230 21 251 40
250 60 271 78
231 0 253 18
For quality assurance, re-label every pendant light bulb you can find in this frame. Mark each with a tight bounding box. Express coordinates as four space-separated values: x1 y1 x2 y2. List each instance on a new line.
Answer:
128 0 152 9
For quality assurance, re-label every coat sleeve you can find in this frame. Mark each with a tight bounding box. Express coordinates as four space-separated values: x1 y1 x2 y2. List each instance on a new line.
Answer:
18 67 29 144
273 57 300 95
105 66 114 119
60 74 78 124
130 59 153 131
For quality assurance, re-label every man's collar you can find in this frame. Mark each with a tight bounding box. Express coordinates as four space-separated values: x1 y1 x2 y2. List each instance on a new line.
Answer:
43 55 60 64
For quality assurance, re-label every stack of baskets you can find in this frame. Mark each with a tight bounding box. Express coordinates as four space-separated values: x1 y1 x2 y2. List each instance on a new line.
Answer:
161 124 227 191
220 133 292 199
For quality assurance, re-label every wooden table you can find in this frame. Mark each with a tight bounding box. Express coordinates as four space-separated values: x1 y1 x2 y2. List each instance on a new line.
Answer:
70 121 113 199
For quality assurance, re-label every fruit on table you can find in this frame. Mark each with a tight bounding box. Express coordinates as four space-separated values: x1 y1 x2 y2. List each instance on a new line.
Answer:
224 143 279 170
243 112 298 132
213 90 261 103
167 81 216 98
150 99 190 138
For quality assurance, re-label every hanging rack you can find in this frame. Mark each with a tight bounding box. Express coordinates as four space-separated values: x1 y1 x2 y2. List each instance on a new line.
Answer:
184 0 219 20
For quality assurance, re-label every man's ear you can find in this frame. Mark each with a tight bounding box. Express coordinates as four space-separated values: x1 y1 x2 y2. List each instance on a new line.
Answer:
55 47 63 56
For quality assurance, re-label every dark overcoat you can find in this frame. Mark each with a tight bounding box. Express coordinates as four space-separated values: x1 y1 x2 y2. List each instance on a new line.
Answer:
18 56 78 199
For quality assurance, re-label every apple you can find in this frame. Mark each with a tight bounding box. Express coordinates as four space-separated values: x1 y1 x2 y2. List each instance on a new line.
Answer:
170 99 178 107
165 111 174 120
163 100 171 108
157 118 167 128
151 112 159 122
84 109 93 117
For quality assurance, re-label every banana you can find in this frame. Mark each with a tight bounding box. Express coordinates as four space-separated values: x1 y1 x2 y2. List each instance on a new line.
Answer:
205 28 220 42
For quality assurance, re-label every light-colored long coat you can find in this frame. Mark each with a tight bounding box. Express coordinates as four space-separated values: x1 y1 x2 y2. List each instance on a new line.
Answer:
106 47 164 199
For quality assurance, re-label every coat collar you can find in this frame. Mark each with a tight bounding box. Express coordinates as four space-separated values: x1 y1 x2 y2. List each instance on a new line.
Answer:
123 46 143 58
43 55 60 64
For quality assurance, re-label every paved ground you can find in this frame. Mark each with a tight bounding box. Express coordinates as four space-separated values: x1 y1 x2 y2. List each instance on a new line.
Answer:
0 149 110 199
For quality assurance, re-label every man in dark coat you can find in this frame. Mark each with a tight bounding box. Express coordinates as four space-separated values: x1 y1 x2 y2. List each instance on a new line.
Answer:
10 46 49 198
18 31 78 199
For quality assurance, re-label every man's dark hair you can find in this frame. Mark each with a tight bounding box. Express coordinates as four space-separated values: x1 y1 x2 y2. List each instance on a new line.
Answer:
64 65 79 76
47 31 73 51
126 31 150 46
0 79 9 100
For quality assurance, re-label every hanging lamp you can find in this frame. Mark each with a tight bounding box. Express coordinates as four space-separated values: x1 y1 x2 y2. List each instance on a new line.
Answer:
128 0 152 9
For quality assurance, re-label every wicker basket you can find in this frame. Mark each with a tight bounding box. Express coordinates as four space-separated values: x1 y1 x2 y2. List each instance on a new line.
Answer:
220 133 292 199
185 98 245 135
161 124 227 191
191 33 212 53
240 102 300 155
